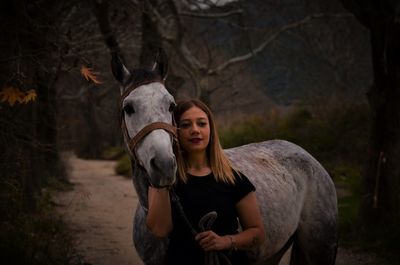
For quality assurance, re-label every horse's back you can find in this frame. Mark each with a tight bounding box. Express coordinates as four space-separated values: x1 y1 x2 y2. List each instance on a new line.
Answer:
225 140 338 264
225 139 336 211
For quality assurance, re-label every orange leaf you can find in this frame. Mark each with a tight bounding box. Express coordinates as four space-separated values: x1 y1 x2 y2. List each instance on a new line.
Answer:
80 66 102 84
22 89 37 103
0 87 25 106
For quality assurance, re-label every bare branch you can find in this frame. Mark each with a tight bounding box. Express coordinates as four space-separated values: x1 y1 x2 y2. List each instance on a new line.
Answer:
208 13 352 75
146 0 208 70
178 41 208 71
91 0 122 55
96 83 116 102
179 9 243 18
145 0 183 41
59 85 89 100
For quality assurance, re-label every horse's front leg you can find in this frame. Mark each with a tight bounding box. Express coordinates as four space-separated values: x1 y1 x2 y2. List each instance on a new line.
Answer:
133 204 169 265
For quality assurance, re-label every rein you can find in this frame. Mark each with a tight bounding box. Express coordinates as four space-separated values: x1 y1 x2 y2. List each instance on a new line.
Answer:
171 190 232 265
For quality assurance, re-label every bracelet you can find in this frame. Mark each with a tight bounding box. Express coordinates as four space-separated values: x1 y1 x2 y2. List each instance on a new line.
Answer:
228 235 237 253
153 186 170 192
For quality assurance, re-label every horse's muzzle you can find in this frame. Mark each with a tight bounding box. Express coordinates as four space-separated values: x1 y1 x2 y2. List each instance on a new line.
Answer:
149 154 177 188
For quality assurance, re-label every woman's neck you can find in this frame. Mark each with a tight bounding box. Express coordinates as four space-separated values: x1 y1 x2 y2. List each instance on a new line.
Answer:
186 152 211 176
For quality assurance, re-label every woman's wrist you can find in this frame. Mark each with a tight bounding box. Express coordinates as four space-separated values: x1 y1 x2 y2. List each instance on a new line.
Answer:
155 187 169 192
227 235 237 252
150 186 170 192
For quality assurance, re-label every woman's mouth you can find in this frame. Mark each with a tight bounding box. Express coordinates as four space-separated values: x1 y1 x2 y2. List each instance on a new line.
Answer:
189 138 202 144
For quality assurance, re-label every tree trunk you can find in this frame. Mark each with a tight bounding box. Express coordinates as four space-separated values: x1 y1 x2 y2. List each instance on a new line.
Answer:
339 0 400 233
360 19 400 231
140 0 163 67
79 86 103 158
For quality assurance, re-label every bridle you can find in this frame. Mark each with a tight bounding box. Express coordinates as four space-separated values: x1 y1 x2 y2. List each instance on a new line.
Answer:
120 80 178 166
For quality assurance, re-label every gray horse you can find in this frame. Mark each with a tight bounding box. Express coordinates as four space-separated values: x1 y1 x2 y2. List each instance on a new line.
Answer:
111 50 338 265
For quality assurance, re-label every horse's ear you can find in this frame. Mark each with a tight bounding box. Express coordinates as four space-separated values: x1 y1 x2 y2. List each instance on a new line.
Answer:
111 52 131 85
151 48 169 81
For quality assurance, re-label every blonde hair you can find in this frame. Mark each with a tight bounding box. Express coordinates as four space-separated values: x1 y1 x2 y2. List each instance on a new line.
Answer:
173 99 236 184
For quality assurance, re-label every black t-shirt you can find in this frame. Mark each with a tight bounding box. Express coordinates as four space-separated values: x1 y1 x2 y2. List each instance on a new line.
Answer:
166 171 256 265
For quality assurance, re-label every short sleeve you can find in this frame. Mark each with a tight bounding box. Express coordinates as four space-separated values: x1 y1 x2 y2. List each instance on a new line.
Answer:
232 171 255 203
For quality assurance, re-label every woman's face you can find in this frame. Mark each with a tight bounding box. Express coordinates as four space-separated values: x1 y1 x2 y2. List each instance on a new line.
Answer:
178 106 210 155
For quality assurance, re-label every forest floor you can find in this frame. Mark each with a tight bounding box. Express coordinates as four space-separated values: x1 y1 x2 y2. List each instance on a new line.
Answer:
54 152 384 265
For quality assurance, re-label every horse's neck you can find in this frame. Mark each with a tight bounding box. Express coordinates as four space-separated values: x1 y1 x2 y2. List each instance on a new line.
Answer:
131 160 149 211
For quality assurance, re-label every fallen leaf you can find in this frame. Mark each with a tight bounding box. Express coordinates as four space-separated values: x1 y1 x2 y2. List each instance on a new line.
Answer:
81 66 102 84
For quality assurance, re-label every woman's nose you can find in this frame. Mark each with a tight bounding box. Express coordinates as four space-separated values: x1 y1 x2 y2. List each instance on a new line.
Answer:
191 124 200 134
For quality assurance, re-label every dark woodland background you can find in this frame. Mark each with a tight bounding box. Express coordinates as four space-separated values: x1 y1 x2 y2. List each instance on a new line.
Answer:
0 0 399 264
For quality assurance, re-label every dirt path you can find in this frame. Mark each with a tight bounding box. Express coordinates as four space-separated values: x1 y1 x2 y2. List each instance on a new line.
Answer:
55 153 381 265
55 153 144 265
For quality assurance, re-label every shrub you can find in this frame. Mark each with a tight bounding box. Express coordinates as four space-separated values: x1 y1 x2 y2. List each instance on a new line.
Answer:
102 146 125 160
115 154 131 177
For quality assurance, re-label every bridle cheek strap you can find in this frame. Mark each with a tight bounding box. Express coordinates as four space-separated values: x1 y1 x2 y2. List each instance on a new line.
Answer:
122 120 178 164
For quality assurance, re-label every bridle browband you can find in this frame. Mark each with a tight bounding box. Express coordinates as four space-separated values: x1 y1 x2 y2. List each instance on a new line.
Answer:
120 80 178 165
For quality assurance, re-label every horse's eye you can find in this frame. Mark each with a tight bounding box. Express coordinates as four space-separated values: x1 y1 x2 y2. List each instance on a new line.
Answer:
123 104 135 115
169 102 176 112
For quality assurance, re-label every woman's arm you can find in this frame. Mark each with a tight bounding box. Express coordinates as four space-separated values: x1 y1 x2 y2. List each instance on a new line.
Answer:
196 191 265 251
230 191 265 249
145 186 173 237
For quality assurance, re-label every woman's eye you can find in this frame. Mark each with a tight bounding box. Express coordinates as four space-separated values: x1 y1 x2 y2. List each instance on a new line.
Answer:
198 122 207 127
123 105 135 115
179 123 190 129
169 102 176 112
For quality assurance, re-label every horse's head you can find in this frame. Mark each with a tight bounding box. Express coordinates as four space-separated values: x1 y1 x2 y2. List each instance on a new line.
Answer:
111 49 177 188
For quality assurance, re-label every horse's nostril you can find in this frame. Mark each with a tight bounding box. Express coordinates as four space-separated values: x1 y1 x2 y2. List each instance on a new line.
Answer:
150 158 159 171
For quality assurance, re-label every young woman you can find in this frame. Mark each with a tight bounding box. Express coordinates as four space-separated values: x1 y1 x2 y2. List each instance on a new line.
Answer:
146 99 265 265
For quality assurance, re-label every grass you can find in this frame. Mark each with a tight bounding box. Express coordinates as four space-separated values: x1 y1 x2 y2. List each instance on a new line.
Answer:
333 163 362 243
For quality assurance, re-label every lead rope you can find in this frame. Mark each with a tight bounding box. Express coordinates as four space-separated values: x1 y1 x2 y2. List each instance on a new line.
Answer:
199 212 232 265
170 189 232 265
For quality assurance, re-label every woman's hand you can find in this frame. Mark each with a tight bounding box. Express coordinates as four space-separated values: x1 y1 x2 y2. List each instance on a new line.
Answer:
195 231 231 251
146 187 172 237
